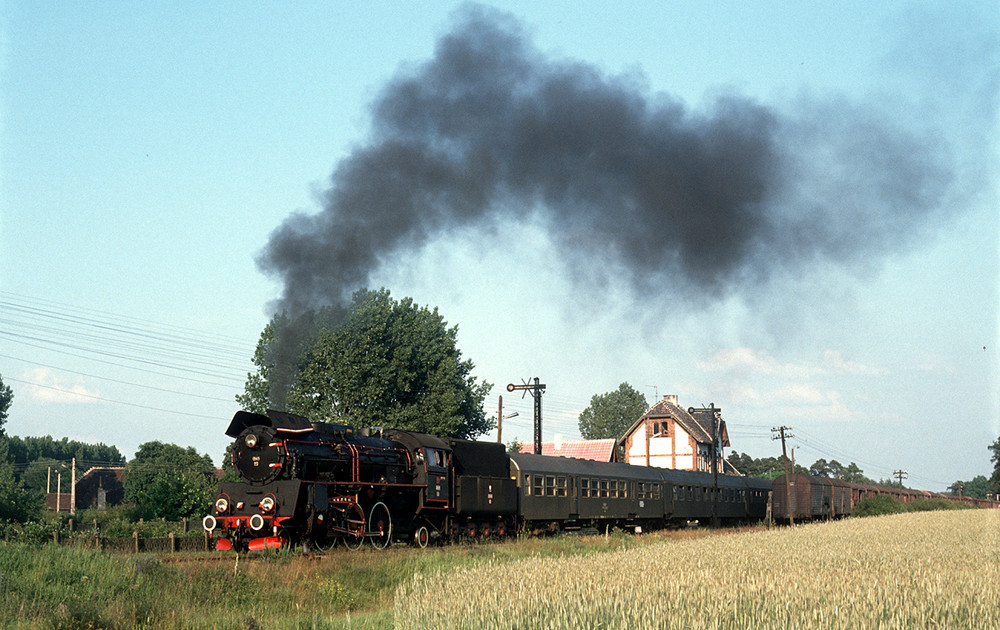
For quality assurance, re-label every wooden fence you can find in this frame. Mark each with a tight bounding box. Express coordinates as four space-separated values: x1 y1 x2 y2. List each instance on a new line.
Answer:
47 517 213 554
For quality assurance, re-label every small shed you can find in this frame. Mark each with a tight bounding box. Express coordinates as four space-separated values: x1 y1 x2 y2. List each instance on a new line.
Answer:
74 467 126 510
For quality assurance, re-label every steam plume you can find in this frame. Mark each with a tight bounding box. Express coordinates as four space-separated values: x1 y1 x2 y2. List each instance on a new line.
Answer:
257 5 955 403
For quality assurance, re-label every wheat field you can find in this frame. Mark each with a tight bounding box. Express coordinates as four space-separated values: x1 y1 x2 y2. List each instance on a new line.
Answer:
394 510 1000 629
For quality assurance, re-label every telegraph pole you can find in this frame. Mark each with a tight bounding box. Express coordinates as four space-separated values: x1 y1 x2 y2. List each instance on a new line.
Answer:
893 469 908 488
772 426 794 525
711 410 720 527
70 457 76 516
507 378 545 454
497 396 504 444
496 396 519 445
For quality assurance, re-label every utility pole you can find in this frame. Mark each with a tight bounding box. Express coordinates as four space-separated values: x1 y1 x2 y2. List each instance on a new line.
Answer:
893 469 908 488
70 457 76 516
711 410 720 527
772 426 794 525
497 396 504 444
496 396 519 445
507 378 545 454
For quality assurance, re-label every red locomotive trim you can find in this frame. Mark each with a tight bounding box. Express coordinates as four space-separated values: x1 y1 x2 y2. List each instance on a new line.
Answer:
248 536 286 551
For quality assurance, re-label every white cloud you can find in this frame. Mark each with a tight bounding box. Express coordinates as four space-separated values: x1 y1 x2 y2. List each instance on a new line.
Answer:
821 349 887 376
696 347 822 378
22 368 101 404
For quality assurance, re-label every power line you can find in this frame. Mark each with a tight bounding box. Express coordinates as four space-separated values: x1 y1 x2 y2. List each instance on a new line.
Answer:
5 377 225 420
0 354 236 402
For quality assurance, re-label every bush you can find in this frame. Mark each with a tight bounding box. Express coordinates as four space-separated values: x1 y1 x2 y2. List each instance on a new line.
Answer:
852 495 905 517
907 498 963 512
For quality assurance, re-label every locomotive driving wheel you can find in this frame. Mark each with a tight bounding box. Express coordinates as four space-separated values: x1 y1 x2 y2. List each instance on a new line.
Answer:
413 525 430 548
369 502 393 550
342 503 366 551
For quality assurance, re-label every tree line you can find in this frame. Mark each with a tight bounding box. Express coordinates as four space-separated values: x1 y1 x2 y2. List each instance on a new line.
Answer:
2 288 999 524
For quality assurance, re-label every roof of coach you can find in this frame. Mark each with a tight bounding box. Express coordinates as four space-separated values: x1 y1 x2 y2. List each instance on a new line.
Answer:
509 452 663 480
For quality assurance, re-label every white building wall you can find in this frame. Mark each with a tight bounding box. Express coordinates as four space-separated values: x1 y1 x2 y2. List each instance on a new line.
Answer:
648 436 672 456
675 427 693 454
627 424 647 460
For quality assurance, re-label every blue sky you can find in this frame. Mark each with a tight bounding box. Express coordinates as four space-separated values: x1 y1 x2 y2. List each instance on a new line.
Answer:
1 2 997 491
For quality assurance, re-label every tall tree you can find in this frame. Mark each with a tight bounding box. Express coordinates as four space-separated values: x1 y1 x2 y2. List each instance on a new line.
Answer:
235 318 277 415
123 441 217 520
577 383 648 440
239 289 493 439
990 436 1000 494
0 375 41 521
0 370 13 436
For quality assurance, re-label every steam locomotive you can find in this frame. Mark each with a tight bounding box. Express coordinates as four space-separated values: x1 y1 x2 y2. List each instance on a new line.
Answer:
202 409 771 551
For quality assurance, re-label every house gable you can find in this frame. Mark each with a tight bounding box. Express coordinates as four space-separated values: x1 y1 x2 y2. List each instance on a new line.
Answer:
619 395 729 473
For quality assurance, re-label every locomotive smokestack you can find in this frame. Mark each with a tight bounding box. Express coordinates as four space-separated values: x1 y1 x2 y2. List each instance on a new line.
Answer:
257 6 962 402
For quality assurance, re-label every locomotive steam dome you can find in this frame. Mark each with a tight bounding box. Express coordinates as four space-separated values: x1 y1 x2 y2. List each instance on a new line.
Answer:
233 425 285 483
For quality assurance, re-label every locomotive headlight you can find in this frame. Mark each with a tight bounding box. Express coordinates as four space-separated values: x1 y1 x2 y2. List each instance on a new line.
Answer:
244 433 258 449
259 496 275 512
215 497 230 514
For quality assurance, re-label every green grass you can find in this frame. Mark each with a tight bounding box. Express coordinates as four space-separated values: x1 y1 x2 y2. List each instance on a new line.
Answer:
0 527 695 629
8 512 990 630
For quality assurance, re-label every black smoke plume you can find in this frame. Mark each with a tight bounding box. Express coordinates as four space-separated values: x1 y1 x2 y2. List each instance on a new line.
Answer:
257 5 954 405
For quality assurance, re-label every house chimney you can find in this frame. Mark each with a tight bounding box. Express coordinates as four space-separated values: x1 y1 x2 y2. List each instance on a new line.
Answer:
554 433 563 450
664 394 678 405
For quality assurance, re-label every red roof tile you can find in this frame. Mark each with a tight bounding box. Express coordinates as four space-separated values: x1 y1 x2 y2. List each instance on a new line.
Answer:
516 439 618 462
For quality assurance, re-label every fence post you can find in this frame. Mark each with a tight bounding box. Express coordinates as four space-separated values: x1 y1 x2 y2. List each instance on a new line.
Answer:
53 530 59 545
169 532 176 553
133 531 139 554
182 517 188 533
204 530 210 552
68 518 74 532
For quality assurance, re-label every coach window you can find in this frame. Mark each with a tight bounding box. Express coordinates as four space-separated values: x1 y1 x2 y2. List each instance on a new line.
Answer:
545 475 556 496
533 474 543 496
556 477 567 497
580 478 590 498
599 479 609 498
